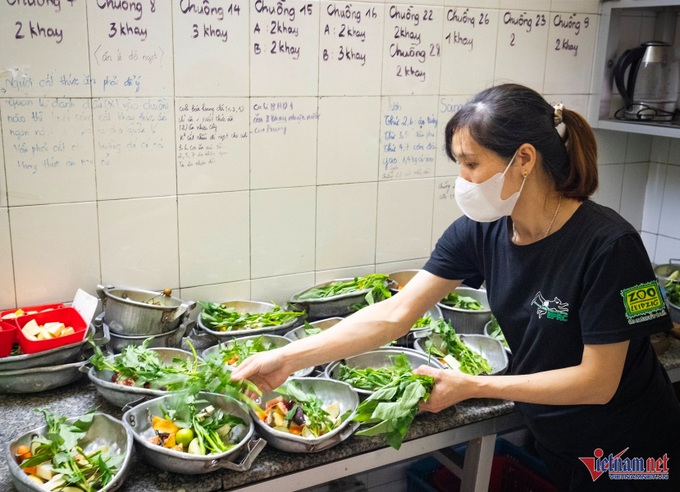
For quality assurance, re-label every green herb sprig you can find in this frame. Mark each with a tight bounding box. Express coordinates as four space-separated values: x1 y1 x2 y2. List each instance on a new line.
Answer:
428 319 492 375
199 302 303 332
440 292 484 310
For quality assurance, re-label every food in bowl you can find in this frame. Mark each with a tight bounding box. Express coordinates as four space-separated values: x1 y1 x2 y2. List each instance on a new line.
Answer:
199 302 302 332
423 319 492 375
295 273 391 304
440 292 485 310
204 335 282 366
663 270 680 305
146 393 248 455
13 409 124 491
21 319 75 341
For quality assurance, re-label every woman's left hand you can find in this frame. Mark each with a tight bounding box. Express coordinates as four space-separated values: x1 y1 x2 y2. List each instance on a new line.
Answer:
414 365 474 413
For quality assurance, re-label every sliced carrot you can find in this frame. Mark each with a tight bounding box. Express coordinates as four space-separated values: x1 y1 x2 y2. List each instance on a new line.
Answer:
22 466 37 475
227 355 239 365
288 424 304 435
15 445 31 461
163 433 176 449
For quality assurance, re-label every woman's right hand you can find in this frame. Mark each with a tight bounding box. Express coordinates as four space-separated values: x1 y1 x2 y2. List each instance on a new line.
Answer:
230 347 294 393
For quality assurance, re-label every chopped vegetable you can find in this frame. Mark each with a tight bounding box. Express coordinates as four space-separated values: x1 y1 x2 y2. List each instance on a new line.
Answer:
486 316 509 348
427 319 492 375
17 409 123 492
199 302 303 332
302 321 323 337
296 274 392 308
349 354 434 450
440 292 484 310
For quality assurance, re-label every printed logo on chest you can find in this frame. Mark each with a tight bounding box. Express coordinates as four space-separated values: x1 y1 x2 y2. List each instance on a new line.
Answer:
531 291 569 322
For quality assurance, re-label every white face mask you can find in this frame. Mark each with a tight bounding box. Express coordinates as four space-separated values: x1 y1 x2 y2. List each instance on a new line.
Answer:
454 151 527 222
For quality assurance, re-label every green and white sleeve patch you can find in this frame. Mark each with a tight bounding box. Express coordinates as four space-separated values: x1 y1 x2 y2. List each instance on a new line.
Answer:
621 281 667 325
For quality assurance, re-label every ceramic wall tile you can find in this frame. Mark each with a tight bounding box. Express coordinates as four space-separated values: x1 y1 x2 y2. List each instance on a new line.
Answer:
250 187 316 278
87 0 174 97
315 265 376 285
1 98 96 206
377 259 426 275
318 2 385 96
317 96 380 185
0 132 6 208
251 272 315 306
592 163 623 212
668 139 680 166
381 5 444 95
440 7 498 95
620 162 649 231
625 134 652 163
640 232 657 262
172 0 249 97
0 1 90 98
176 98 250 194
650 136 670 163
316 182 378 270
178 192 250 287
0 208 15 309
436 95 468 177
379 96 438 181
98 196 179 289
432 176 463 248
595 129 627 165
641 163 666 235
250 97 318 189
659 165 680 240
550 1 600 15
250 0 320 96
376 178 434 264
655 235 680 266
494 8 550 91
543 12 597 94
10 202 100 306
180 281 251 305
93 98 176 200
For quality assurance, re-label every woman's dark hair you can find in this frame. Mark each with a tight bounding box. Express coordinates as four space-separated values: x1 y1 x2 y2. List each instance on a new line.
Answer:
444 84 598 200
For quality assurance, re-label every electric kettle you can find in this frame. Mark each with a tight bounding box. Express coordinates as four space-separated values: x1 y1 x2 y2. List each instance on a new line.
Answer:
613 41 679 121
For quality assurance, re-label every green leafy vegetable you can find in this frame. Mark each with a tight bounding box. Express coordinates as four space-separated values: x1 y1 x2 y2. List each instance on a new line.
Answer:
427 319 492 375
199 302 303 332
412 315 432 330
348 354 434 450
208 335 276 366
272 380 346 437
303 321 323 337
664 270 680 305
19 409 123 492
440 292 484 310
296 274 392 308
486 316 509 349
338 352 415 391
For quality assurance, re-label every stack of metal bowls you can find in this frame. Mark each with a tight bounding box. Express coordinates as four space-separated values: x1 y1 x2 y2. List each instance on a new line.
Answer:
97 285 196 353
437 286 492 335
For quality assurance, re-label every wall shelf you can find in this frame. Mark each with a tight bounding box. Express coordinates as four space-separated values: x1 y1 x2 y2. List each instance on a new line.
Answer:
590 0 680 138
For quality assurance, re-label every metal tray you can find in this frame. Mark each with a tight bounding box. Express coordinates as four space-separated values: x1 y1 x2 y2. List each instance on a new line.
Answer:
202 334 314 377
414 333 508 375
6 412 133 492
324 347 444 398
252 377 360 453
289 279 375 320
88 347 202 408
123 392 265 474
0 324 104 371
197 300 305 339
0 359 88 393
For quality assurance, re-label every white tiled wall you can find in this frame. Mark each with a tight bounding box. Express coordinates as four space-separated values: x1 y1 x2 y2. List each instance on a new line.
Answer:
0 0 674 311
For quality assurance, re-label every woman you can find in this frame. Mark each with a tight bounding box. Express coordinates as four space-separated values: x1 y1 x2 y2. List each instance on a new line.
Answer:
232 84 679 490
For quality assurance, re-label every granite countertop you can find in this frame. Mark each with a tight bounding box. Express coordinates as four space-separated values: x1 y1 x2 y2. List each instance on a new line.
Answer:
1 336 679 492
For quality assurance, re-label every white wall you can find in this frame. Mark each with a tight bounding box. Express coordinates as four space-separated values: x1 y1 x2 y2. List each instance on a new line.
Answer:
0 0 647 311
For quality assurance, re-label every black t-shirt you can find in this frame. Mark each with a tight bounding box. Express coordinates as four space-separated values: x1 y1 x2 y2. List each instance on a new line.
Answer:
423 200 679 464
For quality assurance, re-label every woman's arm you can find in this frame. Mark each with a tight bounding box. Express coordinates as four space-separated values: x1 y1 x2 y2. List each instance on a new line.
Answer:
231 271 461 391
416 340 629 411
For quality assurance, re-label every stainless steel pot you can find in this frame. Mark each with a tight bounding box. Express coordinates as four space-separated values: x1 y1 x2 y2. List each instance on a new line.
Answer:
252 377 360 453
97 284 196 336
437 286 492 335
0 360 88 393
122 392 265 474
105 319 189 354
6 412 133 492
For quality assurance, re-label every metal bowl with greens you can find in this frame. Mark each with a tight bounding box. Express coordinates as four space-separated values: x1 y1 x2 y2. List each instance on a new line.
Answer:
197 300 305 339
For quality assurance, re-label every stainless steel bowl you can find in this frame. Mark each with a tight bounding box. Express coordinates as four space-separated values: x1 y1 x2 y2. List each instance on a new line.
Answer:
289 279 377 320
6 412 133 492
197 300 304 339
252 377 359 453
88 347 202 408
0 360 87 393
123 392 265 474
414 333 508 375
0 323 105 371
106 320 188 354
97 284 196 336
201 334 314 377
393 306 442 347
284 317 344 341
387 269 421 294
437 286 492 335
324 347 444 398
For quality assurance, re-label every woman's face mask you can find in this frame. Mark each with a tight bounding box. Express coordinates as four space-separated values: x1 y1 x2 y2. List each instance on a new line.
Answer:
454 150 527 222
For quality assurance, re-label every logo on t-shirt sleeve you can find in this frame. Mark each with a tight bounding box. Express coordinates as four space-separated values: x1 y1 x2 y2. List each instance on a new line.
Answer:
620 281 666 325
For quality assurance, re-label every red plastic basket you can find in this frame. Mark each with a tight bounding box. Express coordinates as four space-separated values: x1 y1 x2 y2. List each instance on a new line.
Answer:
1 303 66 323
15 307 87 354
0 320 17 357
